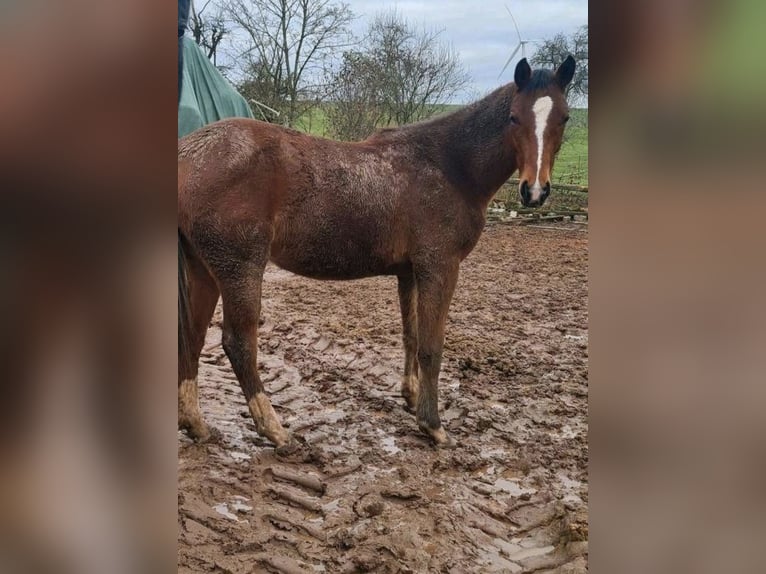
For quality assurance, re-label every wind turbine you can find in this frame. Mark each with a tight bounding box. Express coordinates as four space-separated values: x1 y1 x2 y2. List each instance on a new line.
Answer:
498 4 543 79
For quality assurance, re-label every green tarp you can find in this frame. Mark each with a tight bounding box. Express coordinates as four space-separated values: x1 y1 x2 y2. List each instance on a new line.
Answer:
178 37 253 138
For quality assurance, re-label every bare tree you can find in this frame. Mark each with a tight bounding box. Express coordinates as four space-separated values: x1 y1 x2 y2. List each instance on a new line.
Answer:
226 0 354 126
531 25 588 104
326 52 386 140
189 0 228 66
371 11 470 126
327 10 470 140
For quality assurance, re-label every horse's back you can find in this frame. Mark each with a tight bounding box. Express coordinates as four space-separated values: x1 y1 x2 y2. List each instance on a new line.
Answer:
179 118 417 279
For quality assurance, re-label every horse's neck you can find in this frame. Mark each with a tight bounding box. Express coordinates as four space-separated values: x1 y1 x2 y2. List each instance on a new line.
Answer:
436 90 518 202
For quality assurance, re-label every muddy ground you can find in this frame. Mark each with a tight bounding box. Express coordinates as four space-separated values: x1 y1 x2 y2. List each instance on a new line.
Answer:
178 223 588 574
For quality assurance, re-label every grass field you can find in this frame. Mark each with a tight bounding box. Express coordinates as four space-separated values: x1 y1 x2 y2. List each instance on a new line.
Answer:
295 104 588 190
293 107 330 137
554 108 588 186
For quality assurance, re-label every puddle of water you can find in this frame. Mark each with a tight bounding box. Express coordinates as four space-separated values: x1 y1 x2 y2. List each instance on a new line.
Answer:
501 468 523 480
208 469 226 480
229 495 252 514
369 465 398 475
471 464 496 478
556 472 584 504
564 334 586 341
493 537 523 556
325 409 347 423
381 435 402 455
557 472 582 490
557 424 579 439
213 503 240 521
480 448 508 460
506 545 555 561
563 493 583 504
446 381 461 392
493 478 536 497
229 451 251 461
477 545 522 573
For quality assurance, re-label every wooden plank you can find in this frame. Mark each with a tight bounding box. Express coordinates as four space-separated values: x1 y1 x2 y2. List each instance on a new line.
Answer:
506 178 588 193
526 225 587 231
519 214 569 224
513 209 588 217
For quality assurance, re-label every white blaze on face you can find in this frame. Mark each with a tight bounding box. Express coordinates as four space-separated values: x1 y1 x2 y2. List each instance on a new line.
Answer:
530 96 553 202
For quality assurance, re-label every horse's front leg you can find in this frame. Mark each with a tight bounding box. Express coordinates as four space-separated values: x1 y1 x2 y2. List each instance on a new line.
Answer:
413 259 459 448
397 273 419 411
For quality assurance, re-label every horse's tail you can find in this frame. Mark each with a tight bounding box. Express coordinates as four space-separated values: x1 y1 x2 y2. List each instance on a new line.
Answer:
178 229 193 378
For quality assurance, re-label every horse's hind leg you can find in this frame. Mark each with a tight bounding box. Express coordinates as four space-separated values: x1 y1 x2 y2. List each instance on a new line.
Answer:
397 273 419 411
219 269 289 448
413 259 460 448
178 252 220 441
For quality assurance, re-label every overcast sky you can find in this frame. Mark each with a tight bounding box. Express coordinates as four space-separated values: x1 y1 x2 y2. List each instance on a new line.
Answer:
346 0 588 103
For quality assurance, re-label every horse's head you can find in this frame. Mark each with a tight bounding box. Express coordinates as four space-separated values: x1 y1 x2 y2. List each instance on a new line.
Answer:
508 56 576 208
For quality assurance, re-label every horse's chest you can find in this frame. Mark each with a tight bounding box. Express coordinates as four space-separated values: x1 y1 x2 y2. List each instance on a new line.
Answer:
427 202 486 260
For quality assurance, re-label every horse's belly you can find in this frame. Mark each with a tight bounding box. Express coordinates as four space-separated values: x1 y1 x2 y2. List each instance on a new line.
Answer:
270 225 399 280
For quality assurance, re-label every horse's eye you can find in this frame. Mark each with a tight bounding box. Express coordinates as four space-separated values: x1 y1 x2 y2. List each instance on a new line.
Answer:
510 115 520 126
562 115 570 125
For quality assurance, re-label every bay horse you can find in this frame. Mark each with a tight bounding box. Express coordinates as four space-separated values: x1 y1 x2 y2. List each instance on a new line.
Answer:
178 56 576 449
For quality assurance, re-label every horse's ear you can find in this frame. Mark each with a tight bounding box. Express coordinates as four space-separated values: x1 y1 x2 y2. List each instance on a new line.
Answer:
555 55 576 90
514 58 531 90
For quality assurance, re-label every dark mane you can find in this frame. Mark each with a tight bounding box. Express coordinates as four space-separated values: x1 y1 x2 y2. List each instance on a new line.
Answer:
367 69 556 143
367 83 514 142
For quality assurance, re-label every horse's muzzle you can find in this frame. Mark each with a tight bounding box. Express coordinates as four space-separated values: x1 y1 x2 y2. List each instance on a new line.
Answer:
519 180 550 208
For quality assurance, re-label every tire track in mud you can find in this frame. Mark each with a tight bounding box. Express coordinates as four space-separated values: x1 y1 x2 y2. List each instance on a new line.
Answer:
178 224 588 574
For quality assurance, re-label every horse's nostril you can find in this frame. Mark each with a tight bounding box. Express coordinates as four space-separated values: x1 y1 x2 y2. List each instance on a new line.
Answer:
520 180 531 204
541 182 551 202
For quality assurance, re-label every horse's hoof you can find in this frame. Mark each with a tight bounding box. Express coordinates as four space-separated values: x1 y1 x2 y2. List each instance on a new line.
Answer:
272 430 297 454
433 431 458 449
419 424 458 449
180 420 218 444
274 439 299 457
198 426 223 444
